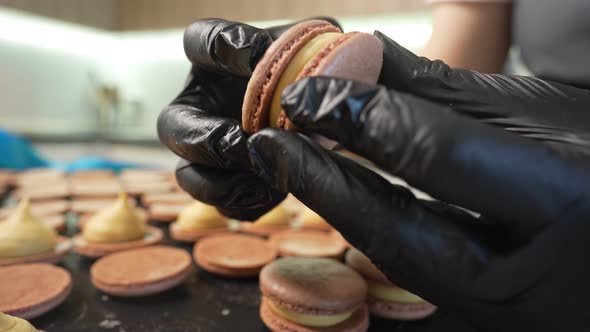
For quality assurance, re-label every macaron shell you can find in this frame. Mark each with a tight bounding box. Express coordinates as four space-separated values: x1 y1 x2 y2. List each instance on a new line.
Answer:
269 230 347 259
0 236 71 266
368 297 437 321
260 257 367 314
73 226 164 258
91 245 192 297
344 248 392 285
279 32 383 130
0 263 72 320
260 297 369 332
239 223 291 237
194 234 277 278
170 222 233 243
147 203 185 222
242 20 341 134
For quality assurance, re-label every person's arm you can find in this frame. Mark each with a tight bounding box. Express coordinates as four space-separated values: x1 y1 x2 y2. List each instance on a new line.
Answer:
421 1 512 73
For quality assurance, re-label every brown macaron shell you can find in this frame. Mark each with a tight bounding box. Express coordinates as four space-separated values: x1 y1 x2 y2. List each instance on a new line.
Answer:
242 20 341 134
142 192 192 206
239 223 291 238
260 297 369 332
344 248 392 285
170 222 233 243
278 32 383 130
91 245 192 297
260 257 367 315
368 298 437 321
269 229 347 259
0 236 71 266
0 263 72 320
147 203 186 222
73 225 163 258
194 234 277 278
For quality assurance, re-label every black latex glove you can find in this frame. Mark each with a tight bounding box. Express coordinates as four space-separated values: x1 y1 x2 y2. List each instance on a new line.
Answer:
245 33 590 332
157 17 341 220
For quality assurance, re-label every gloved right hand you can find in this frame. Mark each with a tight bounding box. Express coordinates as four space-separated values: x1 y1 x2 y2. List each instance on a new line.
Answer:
157 18 340 220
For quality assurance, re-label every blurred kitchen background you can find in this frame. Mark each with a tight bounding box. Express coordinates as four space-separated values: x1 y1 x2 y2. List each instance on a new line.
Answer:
0 0 434 170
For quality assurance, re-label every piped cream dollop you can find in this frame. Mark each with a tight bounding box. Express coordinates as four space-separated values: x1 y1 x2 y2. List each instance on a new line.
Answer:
254 203 292 227
299 207 331 229
83 192 145 243
175 201 229 230
0 310 41 332
0 198 57 258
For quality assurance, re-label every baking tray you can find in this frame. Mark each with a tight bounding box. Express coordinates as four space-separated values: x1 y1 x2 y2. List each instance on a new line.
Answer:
27 222 476 332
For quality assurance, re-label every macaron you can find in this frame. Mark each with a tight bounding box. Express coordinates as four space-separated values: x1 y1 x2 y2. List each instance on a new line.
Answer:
123 181 175 197
169 201 235 242
0 170 15 189
74 224 162 258
194 234 277 278
147 203 186 222
13 181 70 201
0 236 71 267
259 257 369 332
69 179 122 198
0 263 72 320
269 229 347 259
91 245 192 297
242 19 383 134
70 197 137 215
119 169 170 183
68 169 115 180
142 192 192 206
345 248 437 320
0 199 69 219
0 199 71 266
240 203 294 237
74 193 162 258
15 168 64 187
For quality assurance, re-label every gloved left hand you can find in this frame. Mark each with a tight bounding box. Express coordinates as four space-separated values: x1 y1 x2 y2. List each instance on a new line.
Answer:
157 17 340 220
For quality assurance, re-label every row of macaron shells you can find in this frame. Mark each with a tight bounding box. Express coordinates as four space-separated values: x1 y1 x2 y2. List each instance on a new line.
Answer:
0 168 435 331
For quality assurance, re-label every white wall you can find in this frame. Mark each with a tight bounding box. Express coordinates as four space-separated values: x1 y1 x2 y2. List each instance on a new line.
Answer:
0 8 432 140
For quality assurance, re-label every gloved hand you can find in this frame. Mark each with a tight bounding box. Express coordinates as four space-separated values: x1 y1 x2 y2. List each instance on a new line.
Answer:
245 32 590 331
157 17 340 220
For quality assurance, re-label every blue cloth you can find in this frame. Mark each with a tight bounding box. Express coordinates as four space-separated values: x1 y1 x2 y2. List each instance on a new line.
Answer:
0 128 147 172
0 128 48 170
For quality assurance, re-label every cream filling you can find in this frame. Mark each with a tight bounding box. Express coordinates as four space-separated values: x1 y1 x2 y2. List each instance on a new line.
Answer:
0 312 39 332
83 192 145 243
175 201 228 230
269 32 343 127
0 198 57 258
299 207 330 228
368 281 426 304
268 300 352 327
